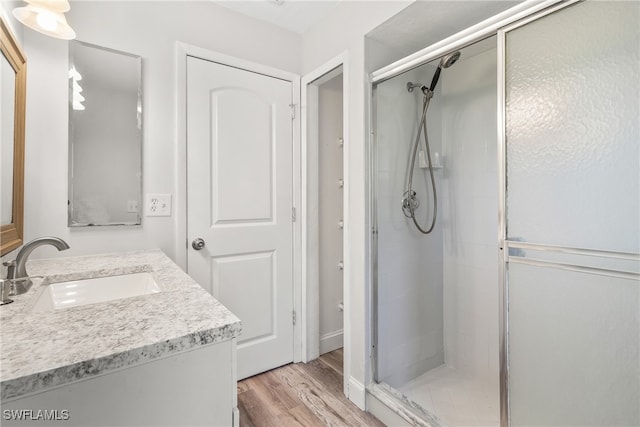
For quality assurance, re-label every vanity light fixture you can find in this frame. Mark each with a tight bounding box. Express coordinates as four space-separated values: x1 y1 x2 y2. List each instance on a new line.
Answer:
12 0 76 40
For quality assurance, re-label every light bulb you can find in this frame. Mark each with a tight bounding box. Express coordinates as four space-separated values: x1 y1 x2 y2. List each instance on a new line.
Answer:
36 10 58 32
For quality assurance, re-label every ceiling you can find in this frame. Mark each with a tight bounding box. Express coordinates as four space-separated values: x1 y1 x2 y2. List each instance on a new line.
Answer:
211 1 524 56
213 0 342 34
367 1 523 57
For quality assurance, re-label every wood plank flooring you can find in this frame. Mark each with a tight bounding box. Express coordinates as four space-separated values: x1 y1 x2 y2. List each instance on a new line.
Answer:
238 349 385 427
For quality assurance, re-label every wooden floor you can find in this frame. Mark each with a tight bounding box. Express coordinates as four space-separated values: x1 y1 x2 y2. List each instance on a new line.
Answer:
238 349 385 427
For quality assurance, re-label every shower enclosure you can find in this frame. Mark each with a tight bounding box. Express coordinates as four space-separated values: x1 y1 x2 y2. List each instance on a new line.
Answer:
370 1 639 426
373 36 500 426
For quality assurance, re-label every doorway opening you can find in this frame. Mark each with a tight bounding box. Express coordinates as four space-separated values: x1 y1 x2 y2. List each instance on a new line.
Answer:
302 60 347 392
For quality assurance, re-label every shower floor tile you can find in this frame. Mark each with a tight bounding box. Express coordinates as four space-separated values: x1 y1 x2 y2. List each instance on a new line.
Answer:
398 365 499 427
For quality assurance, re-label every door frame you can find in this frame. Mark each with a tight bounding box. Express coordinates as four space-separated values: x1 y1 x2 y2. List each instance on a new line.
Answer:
301 52 349 394
175 42 303 361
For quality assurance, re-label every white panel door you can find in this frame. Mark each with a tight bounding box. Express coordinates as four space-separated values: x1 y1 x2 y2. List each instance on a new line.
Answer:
187 56 294 379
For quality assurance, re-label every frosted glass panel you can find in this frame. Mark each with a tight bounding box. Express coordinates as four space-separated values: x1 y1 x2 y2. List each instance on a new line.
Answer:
505 1 640 253
505 2 640 424
508 263 639 426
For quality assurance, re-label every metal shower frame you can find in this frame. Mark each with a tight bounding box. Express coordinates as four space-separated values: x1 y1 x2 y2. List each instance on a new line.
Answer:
367 1 592 425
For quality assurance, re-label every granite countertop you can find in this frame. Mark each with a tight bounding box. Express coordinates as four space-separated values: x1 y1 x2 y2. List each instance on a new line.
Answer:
0 249 242 401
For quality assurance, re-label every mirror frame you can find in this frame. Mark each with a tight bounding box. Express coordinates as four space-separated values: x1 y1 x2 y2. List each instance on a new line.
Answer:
0 18 26 256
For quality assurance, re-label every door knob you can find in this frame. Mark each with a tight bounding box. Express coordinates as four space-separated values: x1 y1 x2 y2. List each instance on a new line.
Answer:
192 238 205 250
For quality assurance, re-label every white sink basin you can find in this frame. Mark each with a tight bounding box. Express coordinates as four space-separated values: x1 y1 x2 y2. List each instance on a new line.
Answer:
32 272 161 312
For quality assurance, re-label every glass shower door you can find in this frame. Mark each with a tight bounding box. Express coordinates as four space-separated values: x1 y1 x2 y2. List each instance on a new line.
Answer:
502 1 640 425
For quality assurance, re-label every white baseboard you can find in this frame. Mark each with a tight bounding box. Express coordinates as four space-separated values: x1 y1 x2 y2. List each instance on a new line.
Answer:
348 376 366 410
319 329 343 355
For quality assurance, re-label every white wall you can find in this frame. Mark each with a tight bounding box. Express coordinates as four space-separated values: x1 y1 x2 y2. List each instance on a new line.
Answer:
11 1 300 262
375 64 445 388
441 46 498 384
318 74 344 354
302 0 413 406
0 1 22 45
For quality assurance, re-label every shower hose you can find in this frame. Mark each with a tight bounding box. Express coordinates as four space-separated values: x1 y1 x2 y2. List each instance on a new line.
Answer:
406 90 438 234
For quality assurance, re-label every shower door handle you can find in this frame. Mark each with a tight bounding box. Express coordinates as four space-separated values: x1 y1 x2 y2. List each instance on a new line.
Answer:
192 238 206 250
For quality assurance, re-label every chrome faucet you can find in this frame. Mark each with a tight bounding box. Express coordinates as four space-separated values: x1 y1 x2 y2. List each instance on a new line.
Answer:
1 237 70 298
12 237 70 279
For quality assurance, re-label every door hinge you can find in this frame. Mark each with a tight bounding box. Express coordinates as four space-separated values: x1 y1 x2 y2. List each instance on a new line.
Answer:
292 310 297 326
289 103 296 120
292 207 297 222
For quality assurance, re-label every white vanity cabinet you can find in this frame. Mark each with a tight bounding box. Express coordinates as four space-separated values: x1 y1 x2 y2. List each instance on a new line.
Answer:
2 339 238 427
0 250 242 427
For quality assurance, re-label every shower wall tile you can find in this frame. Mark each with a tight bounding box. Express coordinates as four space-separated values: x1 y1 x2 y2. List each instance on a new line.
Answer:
441 47 499 383
376 43 500 414
376 64 445 387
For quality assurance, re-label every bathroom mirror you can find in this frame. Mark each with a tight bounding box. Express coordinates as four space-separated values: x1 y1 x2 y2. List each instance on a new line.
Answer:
0 18 26 256
68 41 142 227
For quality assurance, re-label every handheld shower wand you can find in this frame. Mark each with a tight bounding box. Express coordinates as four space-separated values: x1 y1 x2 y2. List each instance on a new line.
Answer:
428 51 461 92
403 51 461 234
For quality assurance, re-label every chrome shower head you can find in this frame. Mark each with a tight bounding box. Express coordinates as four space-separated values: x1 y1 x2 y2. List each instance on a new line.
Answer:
429 51 462 92
440 51 461 68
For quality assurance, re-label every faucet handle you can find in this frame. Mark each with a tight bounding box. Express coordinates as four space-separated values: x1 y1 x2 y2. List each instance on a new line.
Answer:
2 260 16 280
6 276 42 296
0 280 14 305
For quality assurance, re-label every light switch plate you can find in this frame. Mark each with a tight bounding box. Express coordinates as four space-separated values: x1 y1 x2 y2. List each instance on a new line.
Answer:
145 194 172 217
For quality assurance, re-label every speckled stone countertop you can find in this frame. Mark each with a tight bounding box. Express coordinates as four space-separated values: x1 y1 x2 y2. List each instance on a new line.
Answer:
0 249 242 401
